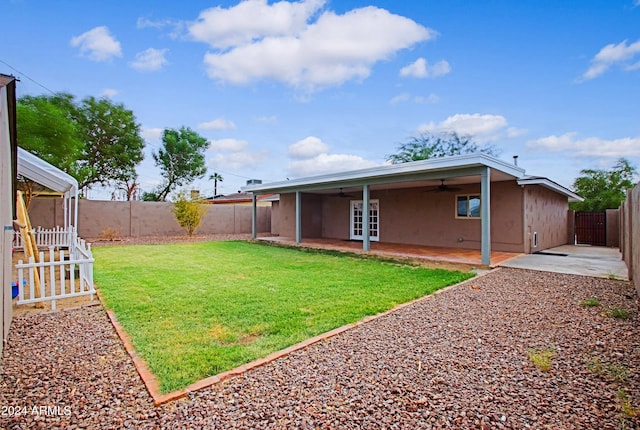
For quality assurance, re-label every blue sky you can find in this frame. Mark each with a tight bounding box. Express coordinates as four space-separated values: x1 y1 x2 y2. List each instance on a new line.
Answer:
3 0 640 199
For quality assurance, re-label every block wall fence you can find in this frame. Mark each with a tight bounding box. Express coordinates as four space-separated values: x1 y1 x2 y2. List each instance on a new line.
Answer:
27 198 271 239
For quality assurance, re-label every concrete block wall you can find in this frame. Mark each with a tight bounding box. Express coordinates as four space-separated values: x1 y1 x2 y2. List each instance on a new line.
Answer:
27 198 271 238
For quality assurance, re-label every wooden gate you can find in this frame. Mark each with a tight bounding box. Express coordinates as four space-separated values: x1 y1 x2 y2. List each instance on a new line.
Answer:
575 212 606 246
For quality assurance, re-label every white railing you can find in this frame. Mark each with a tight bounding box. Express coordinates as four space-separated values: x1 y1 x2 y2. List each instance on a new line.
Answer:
13 226 74 250
14 231 95 311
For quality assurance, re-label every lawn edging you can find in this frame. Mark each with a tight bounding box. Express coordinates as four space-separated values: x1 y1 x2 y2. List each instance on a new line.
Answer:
101 268 495 406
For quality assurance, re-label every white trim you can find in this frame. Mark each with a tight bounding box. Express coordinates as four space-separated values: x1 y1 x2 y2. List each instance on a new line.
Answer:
517 177 583 202
243 154 526 194
350 199 379 241
455 194 481 219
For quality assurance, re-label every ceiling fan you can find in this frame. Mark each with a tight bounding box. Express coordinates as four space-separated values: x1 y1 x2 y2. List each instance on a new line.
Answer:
425 179 462 193
333 188 354 198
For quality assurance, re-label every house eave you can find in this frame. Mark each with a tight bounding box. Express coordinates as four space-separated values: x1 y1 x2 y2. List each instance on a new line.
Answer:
517 177 583 202
243 154 526 194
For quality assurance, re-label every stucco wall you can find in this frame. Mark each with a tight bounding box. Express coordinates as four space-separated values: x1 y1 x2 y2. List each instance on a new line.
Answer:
523 185 571 252
276 180 529 253
27 198 271 238
270 201 281 236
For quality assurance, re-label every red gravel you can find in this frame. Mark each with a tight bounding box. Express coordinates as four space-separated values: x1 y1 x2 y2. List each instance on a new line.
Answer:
1 267 639 429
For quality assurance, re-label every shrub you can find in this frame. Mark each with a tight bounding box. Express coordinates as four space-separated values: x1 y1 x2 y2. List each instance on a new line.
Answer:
527 347 556 372
580 297 600 307
172 192 208 236
98 227 121 241
605 308 631 319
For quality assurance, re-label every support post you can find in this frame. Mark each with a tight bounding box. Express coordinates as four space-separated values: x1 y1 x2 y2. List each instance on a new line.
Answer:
481 167 491 266
251 193 257 239
362 184 370 252
295 191 302 244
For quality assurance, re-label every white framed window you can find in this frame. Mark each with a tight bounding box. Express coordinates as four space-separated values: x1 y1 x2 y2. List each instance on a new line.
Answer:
456 194 481 219
350 200 379 241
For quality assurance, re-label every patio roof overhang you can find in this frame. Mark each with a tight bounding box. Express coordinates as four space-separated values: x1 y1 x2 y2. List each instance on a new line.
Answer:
242 153 581 202
243 153 526 195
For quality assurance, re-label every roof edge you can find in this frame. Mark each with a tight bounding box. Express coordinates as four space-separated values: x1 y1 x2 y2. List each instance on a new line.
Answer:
517 177 583 202
243 154 525 193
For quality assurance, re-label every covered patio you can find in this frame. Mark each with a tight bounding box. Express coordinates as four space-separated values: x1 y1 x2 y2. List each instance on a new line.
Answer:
258 236 521 268
245 154 581 267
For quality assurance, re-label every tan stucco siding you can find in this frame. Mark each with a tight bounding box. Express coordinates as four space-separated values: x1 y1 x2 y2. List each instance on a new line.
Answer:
523 185 571 252
276 180 526 253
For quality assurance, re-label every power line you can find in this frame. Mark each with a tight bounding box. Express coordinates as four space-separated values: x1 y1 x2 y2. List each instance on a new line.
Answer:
0 59 56 95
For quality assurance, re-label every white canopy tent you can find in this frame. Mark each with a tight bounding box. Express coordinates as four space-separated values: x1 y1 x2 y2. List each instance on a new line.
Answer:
16 147 79 237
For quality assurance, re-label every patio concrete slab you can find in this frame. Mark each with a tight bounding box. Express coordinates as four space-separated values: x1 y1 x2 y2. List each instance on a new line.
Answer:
498 245 628 280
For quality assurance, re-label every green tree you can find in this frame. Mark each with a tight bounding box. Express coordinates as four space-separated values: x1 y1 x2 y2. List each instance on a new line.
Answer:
386 131 500 164
210 172 223 197
17 93 83 174
570 158 637 212
17 92 145 197
152 127 208 201
172 192 208 236
16 93 83 205
75 96 145 190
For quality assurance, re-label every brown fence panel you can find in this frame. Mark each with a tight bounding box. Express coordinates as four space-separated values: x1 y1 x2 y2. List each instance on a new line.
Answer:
575 212 606 246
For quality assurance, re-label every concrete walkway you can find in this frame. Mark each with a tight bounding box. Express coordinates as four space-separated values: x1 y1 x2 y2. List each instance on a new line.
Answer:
499 244 628 280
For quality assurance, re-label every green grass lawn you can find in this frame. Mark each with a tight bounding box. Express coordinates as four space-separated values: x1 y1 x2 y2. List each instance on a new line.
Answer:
94 241 473 393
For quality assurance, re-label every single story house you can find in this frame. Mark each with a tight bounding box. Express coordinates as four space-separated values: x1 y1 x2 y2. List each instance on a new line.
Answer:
205 191 276 206
243 154 582 266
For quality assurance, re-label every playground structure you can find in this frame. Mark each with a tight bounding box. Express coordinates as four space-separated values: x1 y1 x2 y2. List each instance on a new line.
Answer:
11 149 95 311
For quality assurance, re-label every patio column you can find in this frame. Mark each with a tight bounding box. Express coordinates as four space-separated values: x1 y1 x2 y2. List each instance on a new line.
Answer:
295 191 302 244
251 193 257 239
481 167 491 265
362 184 370 252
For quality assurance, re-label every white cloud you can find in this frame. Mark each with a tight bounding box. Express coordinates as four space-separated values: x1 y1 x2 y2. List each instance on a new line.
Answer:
209 151 269 170
426 93 440 104
141 127 164 142
288 136 329 159
189 0 325 49
70 26 122 62
137 17 172 29
209 138 248 152
399 58 450 78
207 137 267 169
192 1 434 90
390 92 440 105
580 38 640 81
130 48 169 71
526 132 640 157
101 88 118 98
418 113 510 143
256 115 278 123
199 118 236 130
390 93 410 105
285 135 377 176
288 153 378 177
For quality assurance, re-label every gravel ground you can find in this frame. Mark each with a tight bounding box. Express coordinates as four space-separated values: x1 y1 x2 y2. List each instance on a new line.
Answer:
1 267 639 429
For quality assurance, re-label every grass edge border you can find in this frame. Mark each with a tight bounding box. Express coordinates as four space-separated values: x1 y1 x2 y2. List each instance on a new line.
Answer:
101 267 492 406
